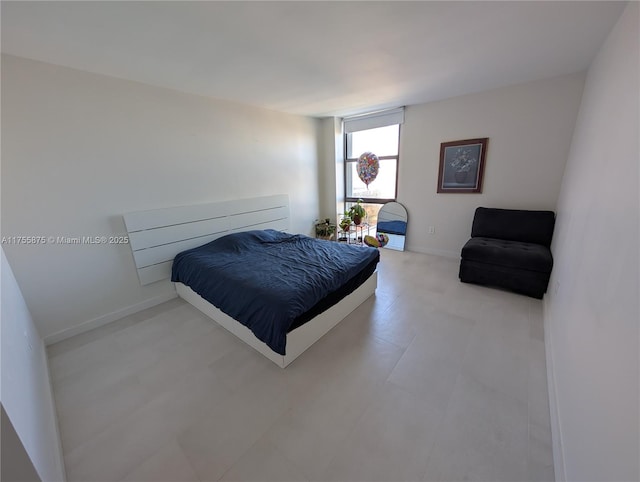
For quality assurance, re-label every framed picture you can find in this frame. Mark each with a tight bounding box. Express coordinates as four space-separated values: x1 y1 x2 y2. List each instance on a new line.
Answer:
437 138 488 193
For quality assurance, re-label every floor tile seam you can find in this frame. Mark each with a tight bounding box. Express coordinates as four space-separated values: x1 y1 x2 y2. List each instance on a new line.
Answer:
381 379 451 422
56 379 151 454
212 440 252 482
50 301 190 358
381 332 412 381
58 377 148 435
50 341 141 385
114 326 204 353
437 308 479 327
374 293 403 319
452 371 530 424
210 403 293 482
50 392 70 464
60 385 170 471
458 365 530 412
526 334 554 438
259 430 312 482
169 436 207 482
174 428 227 482
134 300 189 322
454 314 483 373
47 328 126 359
419 417 448 482
313 381 390 481
114 323 201 353
460 325 530 366
114 436 200 482
371 328 415 353
389 376 452 482
394 386 450 482
48 337 124 369
526 329 534 458
58 426 74 477
55 316 153 354
386 351 466 406
160 336 235 374
472 311 531 334
434 366 465 418
428 418 530 462
259 404 312 481
164 315 219 338
52 365 140 409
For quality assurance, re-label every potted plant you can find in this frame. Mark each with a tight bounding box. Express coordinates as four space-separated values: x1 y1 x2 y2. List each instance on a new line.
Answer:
339 213 352 241
348 199 366 226
315 219 336 240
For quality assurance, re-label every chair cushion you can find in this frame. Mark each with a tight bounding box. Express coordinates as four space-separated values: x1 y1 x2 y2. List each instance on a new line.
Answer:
471 207 555 247
461 237 553 273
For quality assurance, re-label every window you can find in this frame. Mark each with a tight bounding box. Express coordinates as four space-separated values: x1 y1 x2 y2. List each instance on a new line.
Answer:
345 124 400 203
343 108 403 225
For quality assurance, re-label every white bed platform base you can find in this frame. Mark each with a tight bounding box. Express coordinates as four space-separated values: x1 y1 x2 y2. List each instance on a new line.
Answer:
175 271 377 368
123 194 289 285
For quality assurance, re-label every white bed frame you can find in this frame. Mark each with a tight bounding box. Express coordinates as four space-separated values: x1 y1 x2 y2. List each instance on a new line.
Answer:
176 273 376 368
123 194 377 368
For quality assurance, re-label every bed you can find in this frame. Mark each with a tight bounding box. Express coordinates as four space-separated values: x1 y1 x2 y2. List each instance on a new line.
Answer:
123 195 379 367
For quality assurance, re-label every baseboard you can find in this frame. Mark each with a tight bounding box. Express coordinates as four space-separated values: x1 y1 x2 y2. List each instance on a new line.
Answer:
43 292 178 345
41 338 67 481
406 245 460 259
543 299 567 482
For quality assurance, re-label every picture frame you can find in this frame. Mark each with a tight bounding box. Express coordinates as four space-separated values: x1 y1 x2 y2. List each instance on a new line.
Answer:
437 137 488 193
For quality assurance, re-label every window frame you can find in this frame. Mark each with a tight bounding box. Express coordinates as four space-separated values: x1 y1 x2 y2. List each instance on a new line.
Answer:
343 125 401 205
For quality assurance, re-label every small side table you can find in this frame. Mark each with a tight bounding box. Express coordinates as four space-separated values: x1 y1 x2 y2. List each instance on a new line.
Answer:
343 223 370 245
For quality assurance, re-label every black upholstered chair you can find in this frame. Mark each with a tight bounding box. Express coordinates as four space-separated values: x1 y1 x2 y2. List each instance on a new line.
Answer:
459 207 555 299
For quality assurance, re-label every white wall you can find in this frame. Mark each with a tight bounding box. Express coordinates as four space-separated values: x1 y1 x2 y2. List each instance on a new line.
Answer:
317 118 335 221
399 73 585 257
317 117 345 223
543 4 639 481
1 249 66 481
1 54 320 340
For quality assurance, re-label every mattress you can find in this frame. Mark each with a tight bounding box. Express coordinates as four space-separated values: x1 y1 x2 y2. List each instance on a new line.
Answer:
171 229 380 355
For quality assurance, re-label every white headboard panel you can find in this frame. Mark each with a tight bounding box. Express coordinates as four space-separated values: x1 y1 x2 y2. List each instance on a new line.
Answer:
123 194 289 285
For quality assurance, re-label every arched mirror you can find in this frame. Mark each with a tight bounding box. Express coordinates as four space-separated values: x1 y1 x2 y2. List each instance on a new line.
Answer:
376 202 408 251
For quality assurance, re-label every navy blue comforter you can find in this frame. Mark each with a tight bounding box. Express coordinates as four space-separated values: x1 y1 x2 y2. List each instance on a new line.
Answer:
171 230 379 355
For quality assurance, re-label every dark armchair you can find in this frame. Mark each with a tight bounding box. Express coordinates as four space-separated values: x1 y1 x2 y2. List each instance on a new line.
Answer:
459 207 555 299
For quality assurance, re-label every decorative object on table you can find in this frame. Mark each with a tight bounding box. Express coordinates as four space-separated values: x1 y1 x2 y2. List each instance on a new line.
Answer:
348 199 367 226
437 138 488 193
357 152 380 188
315 218 336 241
376 201 408 251
364 233 389 248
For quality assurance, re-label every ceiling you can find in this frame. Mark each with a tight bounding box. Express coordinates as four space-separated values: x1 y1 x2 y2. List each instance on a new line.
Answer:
1 1 626 117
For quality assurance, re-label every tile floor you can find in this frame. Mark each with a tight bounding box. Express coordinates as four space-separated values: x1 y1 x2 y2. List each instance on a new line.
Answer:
48 249 555 482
